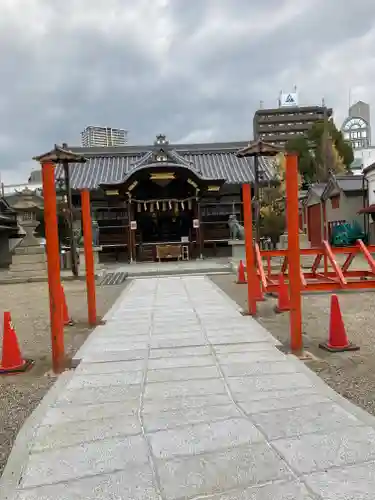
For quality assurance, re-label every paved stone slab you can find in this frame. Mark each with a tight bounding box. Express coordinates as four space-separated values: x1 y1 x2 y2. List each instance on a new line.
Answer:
216 349 286 364
142 394 232 413
156 443 294 500
13 466 159 500
21 435 149 488
150 331 203 339
143 404 241 432
239 391 330 415
80 341 150 355
208 334 275 345
32 414 141 451
147 365 220 383
274 425 375 474
144 378 227 399
149 345 211 358
150 336 207 349
227 373 316 395
75 359 146 375
251 402 362 441
42 400 138 425
55 384 141 406
66 371 143 389
213 342 278 354
303 461 375 499
149 418 264 458
148 355 215 369
222 360 299 378
207 480 314 500
81 348 148 363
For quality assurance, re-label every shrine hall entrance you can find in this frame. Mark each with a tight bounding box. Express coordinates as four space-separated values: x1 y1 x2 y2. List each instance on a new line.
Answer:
137 209 194 244
128 171 203 262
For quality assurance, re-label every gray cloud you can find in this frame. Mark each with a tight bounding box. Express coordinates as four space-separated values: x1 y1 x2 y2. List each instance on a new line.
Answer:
0 0 375 183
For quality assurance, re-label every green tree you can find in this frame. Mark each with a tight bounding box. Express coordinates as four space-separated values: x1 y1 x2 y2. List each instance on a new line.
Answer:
285 118 354 185
285 136 316 186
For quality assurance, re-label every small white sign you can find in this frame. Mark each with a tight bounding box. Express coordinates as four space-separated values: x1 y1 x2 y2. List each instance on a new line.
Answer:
181 236 189 243
130 220 137 230
193 219 200 229
280 92 298 107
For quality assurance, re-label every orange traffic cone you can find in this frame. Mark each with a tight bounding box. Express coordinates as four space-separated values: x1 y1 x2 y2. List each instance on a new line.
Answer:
274 273 290 313
236 260 246 284
61 285 74 326
0 312 33 374
319 295 359 352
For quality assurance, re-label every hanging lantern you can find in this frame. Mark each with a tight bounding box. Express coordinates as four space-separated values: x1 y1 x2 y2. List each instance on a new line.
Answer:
162 201 167 211
144 202 147 211
150 202 154 213
169 201 172 210
156 201 160 211
174 202 179 215
181 201 185 210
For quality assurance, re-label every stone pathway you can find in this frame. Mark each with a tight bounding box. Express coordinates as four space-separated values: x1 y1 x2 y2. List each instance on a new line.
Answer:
5 276 375 499
105 258 231 277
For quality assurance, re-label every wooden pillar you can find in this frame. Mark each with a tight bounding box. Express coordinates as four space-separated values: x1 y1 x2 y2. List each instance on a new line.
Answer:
286 154 302 354
196 198 203 259
126 198 135 262
41 161 64 373
242 183 257 316
81 190 97 326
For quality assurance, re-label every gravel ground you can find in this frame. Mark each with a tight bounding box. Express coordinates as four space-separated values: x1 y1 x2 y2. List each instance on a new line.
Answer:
0 280 126 476
210 273 375 417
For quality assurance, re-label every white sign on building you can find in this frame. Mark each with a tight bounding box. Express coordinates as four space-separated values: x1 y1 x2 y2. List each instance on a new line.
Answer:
280 92 298 107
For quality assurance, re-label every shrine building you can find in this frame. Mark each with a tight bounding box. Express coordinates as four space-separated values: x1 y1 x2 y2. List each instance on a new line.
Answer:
57 134 276 262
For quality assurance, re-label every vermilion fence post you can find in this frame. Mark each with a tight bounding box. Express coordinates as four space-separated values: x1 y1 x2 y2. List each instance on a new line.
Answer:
242 183 257 315
81 190 97 326
41 161 64 373
286 154 303 353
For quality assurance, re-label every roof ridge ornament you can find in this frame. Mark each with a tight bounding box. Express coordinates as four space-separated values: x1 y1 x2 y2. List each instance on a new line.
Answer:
154 134 169 146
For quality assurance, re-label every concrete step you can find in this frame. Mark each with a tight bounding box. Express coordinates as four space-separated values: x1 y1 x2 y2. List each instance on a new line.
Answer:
9 262 47 272
11 254 47 265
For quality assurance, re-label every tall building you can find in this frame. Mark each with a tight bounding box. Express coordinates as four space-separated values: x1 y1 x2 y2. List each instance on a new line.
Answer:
341 100 371 150
254 92 332 147
81 126 128 147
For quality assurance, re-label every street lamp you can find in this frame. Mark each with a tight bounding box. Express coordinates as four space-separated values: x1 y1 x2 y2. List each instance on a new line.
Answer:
236 139 283 243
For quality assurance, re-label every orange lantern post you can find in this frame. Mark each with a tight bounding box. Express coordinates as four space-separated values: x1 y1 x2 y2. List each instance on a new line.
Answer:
34 145 87 372
81 189 97 326
41 161 64 373
285 153 303 353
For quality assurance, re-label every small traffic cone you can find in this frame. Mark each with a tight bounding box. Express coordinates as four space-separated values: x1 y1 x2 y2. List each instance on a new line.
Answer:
319 295 359 352
236 260 246 284
0 312 33 374
61 284 74 326
274 273 290 313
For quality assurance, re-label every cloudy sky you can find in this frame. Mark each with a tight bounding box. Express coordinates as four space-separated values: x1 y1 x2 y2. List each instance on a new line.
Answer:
1 0 375 184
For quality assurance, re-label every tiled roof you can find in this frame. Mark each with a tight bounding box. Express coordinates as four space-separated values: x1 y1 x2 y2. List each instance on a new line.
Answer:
335 175 364 192
54 140 276 189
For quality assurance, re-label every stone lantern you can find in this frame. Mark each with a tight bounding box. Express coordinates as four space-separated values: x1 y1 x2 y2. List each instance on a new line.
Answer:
7 187 46 278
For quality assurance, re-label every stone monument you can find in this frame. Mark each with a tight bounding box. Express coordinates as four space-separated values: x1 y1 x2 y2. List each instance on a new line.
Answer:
7 187 47 278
